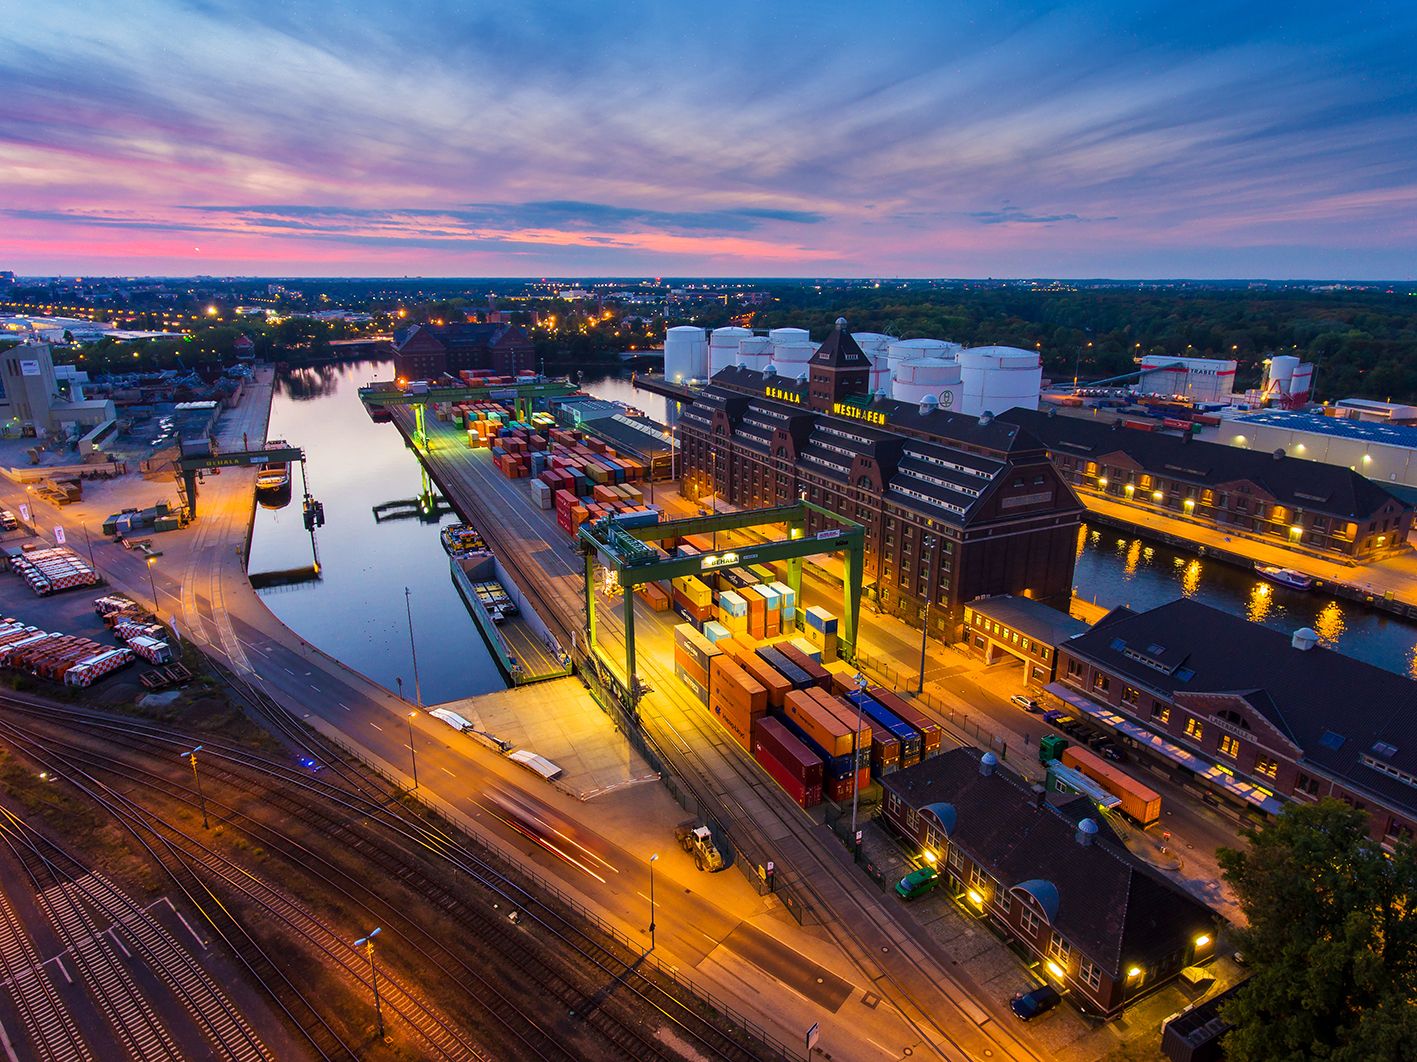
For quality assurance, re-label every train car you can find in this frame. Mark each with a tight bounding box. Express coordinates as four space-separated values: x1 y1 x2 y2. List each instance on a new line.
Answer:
1061 745 1162 827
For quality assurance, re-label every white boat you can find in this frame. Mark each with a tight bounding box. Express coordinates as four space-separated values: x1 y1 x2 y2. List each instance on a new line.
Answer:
1255 564 1314 591
256 440 291 493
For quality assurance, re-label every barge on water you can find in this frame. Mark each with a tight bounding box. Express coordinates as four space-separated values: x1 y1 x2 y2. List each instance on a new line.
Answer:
450 552 571 686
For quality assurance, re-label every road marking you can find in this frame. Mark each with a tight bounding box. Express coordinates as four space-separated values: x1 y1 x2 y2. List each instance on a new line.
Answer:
370 722 383 731
337 702 350 712
105 927 132 958
309 684 321 692
441 767 455 777
0 1014 19 1062
281 666 294 675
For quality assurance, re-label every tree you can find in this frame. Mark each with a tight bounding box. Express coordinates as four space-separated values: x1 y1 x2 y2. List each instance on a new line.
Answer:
1217 799 1417 1061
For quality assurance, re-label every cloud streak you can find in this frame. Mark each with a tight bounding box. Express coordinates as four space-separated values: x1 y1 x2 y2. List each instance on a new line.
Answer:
0 0 1414 276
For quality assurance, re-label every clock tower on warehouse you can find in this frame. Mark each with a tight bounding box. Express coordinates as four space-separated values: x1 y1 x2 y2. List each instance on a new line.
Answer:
807 318 872 413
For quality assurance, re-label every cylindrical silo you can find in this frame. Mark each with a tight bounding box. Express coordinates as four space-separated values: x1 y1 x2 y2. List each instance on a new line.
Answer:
886 338 961 381
769 327 811 351
958 346 1041 416
772 341 816 380
663 325 707 383
892 356 964 408
853 332 893 395
708 326 751 376
736 335 774 376
1268 354 1298 401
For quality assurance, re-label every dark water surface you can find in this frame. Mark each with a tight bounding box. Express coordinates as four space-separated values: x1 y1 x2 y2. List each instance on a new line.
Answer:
1072 523 1417 680
246 359 505 704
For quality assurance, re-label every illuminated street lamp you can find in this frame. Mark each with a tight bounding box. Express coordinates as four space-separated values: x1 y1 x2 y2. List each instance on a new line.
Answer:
404 587 422 709
849 672 868 858
146 555 159 612
647 853 659 953
354 927 385 1038
180 746 209 829
406 712 419 791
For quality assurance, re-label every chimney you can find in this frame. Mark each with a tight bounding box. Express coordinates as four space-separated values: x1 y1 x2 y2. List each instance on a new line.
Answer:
1292 627 1319 651
979 751 998 777
1076 818 1099 846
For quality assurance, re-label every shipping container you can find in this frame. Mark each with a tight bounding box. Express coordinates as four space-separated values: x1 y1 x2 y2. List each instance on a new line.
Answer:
752 716 824 787
782 689 854 758
722 641 792 708
776 641 831 688
753 744 819 808
1061 745 1162 826
754 645 811 689
868 686 942 757
708 655 768 716
845 689 924 768
635 581 670 612
805 688 873 769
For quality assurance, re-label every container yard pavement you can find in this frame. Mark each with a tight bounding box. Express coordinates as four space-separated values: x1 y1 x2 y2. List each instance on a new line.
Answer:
0 374 942 1060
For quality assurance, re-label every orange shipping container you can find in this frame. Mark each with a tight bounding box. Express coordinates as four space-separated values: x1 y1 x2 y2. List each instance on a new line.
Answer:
636 581 670 612
806 687 873 767
673 646 709 691
783 689 854 758
709 655 768 715
729 649 791 708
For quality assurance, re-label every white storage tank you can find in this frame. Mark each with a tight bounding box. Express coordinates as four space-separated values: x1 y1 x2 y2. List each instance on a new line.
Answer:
892 356 964 409
958 346 1041 416
736 335 774 376
886 338 961 379
853 332 894 395
768 327 811 349
772 340 816 380
663 325 707 383
708 326 751 376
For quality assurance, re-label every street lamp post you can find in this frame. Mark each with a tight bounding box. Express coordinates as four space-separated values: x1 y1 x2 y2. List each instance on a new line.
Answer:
354 927 384 1039
647 853 659 953
849 672 868 860
181 746 209 829
406 712 419 791
146 555 159 613
916 534 937 694
403 587 422 709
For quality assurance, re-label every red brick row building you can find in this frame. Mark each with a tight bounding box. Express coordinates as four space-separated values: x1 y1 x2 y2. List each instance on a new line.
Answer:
391 322 535 381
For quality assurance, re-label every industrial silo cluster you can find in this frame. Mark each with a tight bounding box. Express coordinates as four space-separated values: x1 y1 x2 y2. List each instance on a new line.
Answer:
662 324 1042 417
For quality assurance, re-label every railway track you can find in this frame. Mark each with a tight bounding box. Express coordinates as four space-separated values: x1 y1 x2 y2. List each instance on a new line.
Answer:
0 804 272 1061
0 696 782 1062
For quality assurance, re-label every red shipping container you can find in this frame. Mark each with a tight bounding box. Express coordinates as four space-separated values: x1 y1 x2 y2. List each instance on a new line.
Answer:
776 642 830 688
869 686 942 755
753 716 823 787
754 744 822 808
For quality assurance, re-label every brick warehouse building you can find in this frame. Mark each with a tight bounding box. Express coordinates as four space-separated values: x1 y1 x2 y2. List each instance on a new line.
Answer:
1051 598 1417 847
392 321 536 381
676 321 1084 636
882 748 1217 1016
998 407 1413 562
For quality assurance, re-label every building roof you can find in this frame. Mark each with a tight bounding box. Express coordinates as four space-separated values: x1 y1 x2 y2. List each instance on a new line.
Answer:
1000 407 1404 519
966 594 1089 647
882 748 1214 976
1229 409 1417 449
393 321 528 354
808 319 869 369
1064 598 1417 815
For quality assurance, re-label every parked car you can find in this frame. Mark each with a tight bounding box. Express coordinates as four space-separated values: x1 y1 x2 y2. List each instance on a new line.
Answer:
1009 694 1041 713
894 865 940 901
1009 984 1062 1021
1100 743 1129 764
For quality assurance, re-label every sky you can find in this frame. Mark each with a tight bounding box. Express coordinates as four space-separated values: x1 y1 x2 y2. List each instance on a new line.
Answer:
2 0 1415 279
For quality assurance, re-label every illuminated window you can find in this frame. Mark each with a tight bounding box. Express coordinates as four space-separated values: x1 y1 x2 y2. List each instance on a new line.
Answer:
1151 703 1170 724
1255 756 1279 779
1080 960 1102 991
1020 908 1041 937
1046 933 1072 966
1121 686 1140 707
1093 673 1111 694
1219 734 1240 759
1185 718 1204 741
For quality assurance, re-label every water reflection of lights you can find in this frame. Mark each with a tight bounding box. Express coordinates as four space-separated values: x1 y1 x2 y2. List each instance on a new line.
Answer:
1180 559 1202 598
1075 524 1087 562
1313 601 1346 647
1247 582 1273 623
1123 539 1142 578
1409 645 1417 682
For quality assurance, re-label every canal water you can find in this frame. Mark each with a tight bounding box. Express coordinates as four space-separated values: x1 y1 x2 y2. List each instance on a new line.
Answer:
246 358 506 704
246 364 1417 697
1072 523 1417 680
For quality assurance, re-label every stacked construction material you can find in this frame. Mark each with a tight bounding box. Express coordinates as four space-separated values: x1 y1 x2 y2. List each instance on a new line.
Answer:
10 547 99 596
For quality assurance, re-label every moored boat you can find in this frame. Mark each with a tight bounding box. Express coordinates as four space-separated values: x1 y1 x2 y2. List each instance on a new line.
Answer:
1255 563 1314 590
441 522 489 557
256 440 292 493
